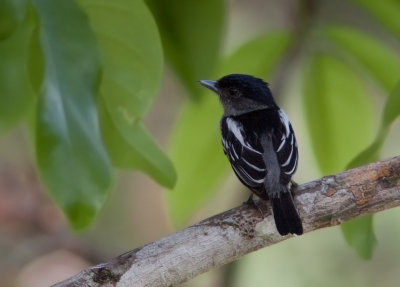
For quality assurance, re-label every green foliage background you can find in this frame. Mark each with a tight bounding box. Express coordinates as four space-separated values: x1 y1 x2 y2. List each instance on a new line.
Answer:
1 0 400 281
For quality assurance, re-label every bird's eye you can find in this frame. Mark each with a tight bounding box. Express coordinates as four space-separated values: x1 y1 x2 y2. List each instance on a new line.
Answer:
227 88 240 98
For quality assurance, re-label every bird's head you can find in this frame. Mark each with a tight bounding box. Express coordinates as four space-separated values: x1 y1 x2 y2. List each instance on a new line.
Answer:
199 74 278 116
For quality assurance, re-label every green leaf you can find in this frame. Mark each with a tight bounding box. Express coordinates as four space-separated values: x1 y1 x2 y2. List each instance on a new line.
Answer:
78 0 163 119
27 14 44 95
346 133 386 169
167 31 293 227
341 215 377 260
99 98 176 189
0 0 25 40
347 81 400 169
218 31 293 77
167 97 226 226
302 53 374 175
78 0 175 188
0 3 34 135
352 0 400 40
146 0 225 99
32 0 112 230
382 81 400 127
324 25 400 92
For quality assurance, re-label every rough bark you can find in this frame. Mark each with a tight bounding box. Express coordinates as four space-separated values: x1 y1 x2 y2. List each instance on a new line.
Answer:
53 156 400 287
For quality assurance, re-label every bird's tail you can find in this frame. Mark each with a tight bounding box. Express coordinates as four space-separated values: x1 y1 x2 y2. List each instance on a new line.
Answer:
271 186 303 235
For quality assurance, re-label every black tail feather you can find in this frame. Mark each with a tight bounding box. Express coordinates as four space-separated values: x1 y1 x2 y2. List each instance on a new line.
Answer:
271 191 303 236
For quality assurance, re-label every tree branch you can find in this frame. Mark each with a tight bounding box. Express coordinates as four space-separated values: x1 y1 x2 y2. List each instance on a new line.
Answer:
53 156 400 287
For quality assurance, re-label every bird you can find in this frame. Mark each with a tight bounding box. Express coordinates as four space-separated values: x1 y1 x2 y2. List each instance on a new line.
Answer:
199 74 303 236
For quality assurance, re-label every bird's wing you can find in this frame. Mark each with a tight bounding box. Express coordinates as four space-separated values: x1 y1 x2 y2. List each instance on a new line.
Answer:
272 110 298 179
221 117 266 188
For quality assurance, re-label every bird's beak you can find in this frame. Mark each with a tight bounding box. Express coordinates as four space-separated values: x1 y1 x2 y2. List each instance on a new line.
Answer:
199 80 219 94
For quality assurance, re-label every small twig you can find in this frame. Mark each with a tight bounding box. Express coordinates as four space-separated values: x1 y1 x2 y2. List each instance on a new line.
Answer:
54 156 400 287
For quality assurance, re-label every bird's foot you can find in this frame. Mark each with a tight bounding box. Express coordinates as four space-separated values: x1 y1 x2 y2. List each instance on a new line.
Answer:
244 194 255 205
244 194 264 217
290 180 299 196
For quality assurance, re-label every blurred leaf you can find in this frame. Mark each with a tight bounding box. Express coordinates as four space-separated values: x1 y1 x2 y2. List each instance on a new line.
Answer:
99 98 176 188
302 53 374 175
0 0 25 40
78 0 175 188
27 13 44 95
347 81 400 169
353 0 400 40
324 25 400 92
0 4 34 135
382 81 400 127
167 97 226 226
341 215 377 260
218 31 293 77
32 0 112 230
167 31 293 227
346 133 386 169
146 0 225 99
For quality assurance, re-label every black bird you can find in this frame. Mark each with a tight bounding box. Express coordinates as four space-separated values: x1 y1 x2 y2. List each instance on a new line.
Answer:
199 74 303 236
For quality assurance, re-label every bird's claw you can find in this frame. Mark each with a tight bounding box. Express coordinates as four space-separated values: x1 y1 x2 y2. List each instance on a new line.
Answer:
290 180 299 196
244 194 264 217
